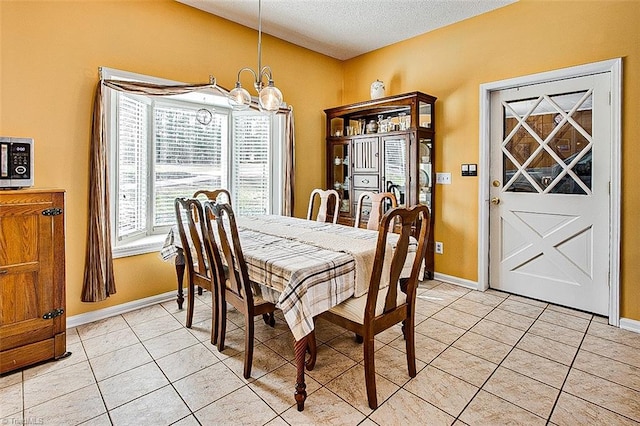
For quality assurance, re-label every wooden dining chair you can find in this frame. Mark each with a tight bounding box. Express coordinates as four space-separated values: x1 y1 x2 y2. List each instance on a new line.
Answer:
202 201 277 379
319 204 430 409
193 188 232 205
174 198 215 333
306 188 340 224
354 191 398 230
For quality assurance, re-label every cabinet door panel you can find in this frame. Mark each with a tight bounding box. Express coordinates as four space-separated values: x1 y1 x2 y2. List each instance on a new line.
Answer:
382 136 409 206
353 138 379 173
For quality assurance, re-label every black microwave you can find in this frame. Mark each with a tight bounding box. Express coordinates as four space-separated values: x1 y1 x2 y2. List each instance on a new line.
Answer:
0 137 34 189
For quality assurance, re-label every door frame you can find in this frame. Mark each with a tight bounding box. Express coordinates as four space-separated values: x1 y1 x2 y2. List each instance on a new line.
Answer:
478 58 622 325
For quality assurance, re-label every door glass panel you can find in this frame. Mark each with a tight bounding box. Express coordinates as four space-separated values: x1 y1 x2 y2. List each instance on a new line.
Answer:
503 90 593 194
419 138 432 208
384 138 407 206
332 144 350 212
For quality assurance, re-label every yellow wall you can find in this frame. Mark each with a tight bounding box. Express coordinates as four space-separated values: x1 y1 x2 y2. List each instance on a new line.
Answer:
2 0 639 321
0 0 342 316
342 0 640 320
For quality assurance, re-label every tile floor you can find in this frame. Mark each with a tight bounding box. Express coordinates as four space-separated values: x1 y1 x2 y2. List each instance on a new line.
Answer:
2 281 640 425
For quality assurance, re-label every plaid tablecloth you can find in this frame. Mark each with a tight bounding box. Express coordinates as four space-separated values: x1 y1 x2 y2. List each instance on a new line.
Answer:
161 214 419 340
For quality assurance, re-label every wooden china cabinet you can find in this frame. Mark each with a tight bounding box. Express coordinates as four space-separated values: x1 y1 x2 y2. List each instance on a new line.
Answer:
0 188 68 373
324 91 436 278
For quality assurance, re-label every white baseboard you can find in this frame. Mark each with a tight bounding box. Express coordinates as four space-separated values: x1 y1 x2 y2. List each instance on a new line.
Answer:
433 272 479 290
66 290 178 329
620 317 640 334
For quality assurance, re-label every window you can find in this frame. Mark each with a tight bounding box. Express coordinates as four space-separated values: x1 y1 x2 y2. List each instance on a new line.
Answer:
104 68 285 257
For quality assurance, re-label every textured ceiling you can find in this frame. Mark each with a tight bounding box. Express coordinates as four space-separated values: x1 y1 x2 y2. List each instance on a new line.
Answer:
176 0 517 60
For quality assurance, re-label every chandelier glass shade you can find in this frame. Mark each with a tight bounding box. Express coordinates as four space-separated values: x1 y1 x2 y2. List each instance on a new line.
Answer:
228 0 283 114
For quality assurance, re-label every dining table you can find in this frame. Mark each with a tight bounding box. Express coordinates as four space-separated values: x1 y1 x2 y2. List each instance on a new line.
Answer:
160 213 417 411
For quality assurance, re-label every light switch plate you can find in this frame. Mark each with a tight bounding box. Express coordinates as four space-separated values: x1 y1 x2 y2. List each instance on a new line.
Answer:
436 172 451 184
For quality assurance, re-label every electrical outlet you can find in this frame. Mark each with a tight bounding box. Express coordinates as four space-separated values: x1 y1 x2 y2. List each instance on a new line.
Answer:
436 173 451 184
435 241 443 254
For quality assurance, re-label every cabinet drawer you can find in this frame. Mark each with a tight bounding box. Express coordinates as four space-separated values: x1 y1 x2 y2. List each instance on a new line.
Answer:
352 174 378 189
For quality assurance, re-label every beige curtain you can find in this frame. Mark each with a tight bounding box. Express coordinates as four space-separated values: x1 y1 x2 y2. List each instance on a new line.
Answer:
82 77 295 302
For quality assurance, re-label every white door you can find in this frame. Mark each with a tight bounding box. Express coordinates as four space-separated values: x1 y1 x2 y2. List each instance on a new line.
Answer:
489 73 611 315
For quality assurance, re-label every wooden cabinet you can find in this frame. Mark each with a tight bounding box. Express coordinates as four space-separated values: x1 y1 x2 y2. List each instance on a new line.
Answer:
0 189 67 374
325 91 436 278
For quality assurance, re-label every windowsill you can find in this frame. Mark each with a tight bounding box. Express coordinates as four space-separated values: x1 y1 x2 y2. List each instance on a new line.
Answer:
112 234 167 259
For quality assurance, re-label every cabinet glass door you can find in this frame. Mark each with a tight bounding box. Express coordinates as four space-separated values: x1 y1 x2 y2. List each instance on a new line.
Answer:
383 136 408 207
331 143 350 213
419 138 433 209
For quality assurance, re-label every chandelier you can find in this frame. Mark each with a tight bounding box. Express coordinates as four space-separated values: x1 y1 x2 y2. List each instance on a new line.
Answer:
228 0 283 114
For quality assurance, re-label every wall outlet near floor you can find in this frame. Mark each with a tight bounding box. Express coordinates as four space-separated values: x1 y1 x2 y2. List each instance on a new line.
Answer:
435 241 444 254
436 172 451 184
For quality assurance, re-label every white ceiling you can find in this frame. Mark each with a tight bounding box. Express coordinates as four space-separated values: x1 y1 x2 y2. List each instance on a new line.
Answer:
176 0 517 60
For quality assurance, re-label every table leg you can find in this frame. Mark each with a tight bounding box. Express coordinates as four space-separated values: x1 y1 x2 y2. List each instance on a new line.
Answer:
294 336 308 411
175 253 185 310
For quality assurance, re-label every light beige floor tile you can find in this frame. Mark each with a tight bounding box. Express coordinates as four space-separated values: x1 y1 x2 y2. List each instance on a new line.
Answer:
326 364 399 415
573 349 640 392
432 306 482 330
23 340 88 380
265 416 290 426
89 342 153 381
370 388 454 426
498 298 545 318
0 382 22 417
170 415 201 426
280 387 366 425
173 362 245 411
389 331 448 364
195 386 278 425
0 370 22 389
432 282 471 297
564 368 640 421
98 362 169 410
25 383 106 426
484 308 536 331
418 289 461 306
306 345 358 385
404 366 478 417
516 333 578 366
581 334 640 369
130 313 183 341
262 330 296 361
369 344 427 386
588 321 640 349
527 319 585 347
502 348 569 389
415 318 467 345
460 390 546 425
222 343 289 382
142 328 200 359
214 326 250 357
461 290 506 307
448 298 495 317
312 318 348 343
76 314 129 340
326 332 367 362
506 294 548 308
186 316 216 342
483 366 559 418
538 309 590 332
66 327 81 345
592 314 609 324
485 289 509 299
546 303 593 320
470 318 525 346
109 385 190 426
79 413 112 425
122 303 172 325
253 318 290 343
431 346 498 387
156 342 220 382
452 331 512 364
374 323 405 344
82 326 140 359
23 360 95 408
414 297 447 317
550 391 639 426
248 362 321 414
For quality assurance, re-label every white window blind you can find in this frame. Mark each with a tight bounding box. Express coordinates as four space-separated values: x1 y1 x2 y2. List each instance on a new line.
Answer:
117 95 148 241
153 104 226 228
232 113 270 215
